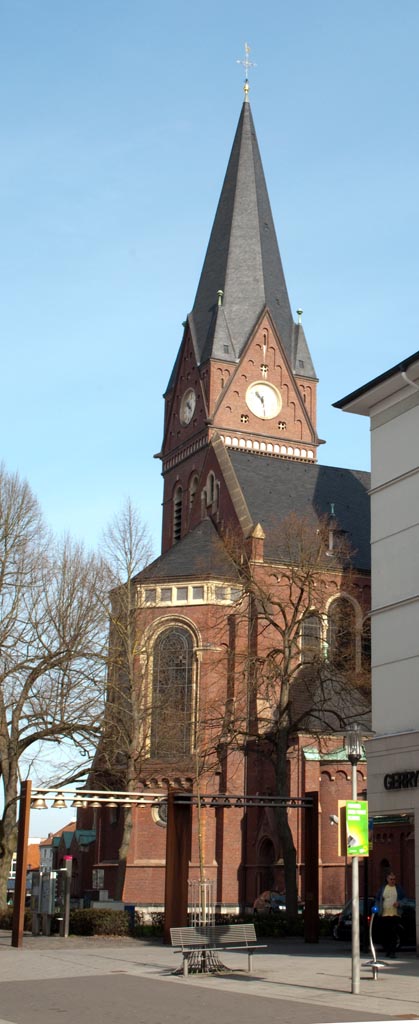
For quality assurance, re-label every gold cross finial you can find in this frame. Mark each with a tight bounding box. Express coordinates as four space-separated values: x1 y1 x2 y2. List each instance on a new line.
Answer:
236 42 256 100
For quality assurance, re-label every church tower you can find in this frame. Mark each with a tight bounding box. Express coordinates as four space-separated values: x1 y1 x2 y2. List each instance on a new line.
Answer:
78 69 371 915
158 91 320 552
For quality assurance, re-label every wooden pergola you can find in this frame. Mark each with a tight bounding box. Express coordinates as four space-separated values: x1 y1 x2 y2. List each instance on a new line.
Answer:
12 783 319 947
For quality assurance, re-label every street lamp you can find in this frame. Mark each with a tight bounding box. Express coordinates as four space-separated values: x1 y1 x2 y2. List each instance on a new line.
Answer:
345 722 363 995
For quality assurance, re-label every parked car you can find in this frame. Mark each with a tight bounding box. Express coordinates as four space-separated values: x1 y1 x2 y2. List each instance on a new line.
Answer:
253 890 304 915
332 897 416 949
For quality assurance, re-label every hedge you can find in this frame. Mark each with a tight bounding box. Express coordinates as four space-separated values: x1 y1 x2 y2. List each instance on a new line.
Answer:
69 908 131 935
0 906 334 939
0 907 32 930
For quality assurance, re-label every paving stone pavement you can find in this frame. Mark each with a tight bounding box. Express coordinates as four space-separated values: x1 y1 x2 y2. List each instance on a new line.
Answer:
0 933 418 1023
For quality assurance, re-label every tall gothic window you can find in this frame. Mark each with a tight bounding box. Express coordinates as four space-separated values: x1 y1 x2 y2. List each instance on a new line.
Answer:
301 613 322 663
150 627 193 758
327 597 356 671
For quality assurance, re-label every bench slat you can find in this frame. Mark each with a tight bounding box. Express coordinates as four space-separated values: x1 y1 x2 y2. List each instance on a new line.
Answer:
170 923 258 949
170 924 266 977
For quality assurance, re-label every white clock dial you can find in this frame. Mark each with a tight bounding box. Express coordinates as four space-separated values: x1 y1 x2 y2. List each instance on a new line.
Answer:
180 387 196 426
245 381 282 419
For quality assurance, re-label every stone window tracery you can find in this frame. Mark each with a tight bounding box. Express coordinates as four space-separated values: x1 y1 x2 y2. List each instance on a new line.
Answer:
327 597 356 670
150 626 194 758
301 612 322 663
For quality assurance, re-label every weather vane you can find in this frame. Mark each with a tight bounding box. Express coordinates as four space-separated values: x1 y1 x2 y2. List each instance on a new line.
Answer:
236 42 256 99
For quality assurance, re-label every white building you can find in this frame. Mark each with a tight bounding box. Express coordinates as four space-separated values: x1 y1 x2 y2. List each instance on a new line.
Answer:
336 350 419 945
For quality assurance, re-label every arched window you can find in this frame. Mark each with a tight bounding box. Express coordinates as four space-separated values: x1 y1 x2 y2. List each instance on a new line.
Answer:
150 627 193 758
257 837 276 892
207 472 215 505
301 613 322 663
327 597 356 670
173 485 183 542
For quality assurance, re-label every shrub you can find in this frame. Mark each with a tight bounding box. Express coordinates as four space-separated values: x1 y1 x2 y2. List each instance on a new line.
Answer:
131 910 164 938
0 907 32 931
319 913 337 937
69 908 131 936
252 913 304 938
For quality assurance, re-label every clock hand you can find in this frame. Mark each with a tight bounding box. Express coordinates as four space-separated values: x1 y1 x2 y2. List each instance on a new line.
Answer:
255 390 266 415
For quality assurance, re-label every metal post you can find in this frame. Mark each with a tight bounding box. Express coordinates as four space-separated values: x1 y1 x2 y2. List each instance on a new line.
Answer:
61 856 72 937
11 780 32 948
304 792 319 943
351 762 360 995
362 852 369 951
164 791 192 942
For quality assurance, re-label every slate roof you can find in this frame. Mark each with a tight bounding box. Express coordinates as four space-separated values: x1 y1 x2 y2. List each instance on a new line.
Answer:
290 666 371 734
138 518 241 583
139 452 370 582
187 101 317 379
40 821 76 846
229 451 371 571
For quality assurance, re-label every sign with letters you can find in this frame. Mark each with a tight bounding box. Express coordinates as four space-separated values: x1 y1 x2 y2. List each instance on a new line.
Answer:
384 770 419 790
346 800 369 857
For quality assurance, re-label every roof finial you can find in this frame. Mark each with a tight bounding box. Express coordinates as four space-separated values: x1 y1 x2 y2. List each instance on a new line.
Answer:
297 308 303 325
236 42 256 101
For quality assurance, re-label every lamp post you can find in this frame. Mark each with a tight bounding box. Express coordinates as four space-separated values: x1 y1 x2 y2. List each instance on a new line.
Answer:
345 722 363 995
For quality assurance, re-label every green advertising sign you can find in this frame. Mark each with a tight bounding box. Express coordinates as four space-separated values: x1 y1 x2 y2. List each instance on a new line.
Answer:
346 800 369 857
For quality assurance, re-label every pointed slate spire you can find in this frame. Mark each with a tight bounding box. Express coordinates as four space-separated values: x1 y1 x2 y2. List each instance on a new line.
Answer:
188 101 316 379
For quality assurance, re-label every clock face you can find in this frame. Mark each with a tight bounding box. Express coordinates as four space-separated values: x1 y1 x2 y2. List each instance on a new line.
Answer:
180 387 196 426
245 381 282 419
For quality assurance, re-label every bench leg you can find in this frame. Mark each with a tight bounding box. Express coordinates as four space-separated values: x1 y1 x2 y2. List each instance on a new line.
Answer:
183 954 189 977
248 952 253 972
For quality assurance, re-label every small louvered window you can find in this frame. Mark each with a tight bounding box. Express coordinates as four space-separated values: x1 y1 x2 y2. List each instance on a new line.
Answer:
173 486 182 542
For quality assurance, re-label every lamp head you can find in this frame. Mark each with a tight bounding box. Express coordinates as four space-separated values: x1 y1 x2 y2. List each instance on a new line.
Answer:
345 722 363 764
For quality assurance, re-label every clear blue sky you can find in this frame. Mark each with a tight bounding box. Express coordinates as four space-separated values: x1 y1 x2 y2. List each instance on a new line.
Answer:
2 1 419 833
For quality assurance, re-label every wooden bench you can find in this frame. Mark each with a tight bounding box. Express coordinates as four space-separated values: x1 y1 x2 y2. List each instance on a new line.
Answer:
170 923 266 976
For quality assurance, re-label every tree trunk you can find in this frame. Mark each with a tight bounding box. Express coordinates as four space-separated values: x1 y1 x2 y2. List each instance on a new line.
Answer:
277 804 298 919
0 798 18 909
274 725 298 920
114 804 133 902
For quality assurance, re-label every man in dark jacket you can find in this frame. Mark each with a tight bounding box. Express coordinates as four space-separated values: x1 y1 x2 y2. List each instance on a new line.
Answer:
375 871 406 958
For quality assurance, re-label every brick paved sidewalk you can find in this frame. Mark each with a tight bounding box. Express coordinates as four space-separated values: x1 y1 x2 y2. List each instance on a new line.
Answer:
0 933 417 1022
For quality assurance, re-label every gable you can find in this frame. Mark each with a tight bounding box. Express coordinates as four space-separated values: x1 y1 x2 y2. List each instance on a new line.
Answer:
161 327 208 458
210 310 318 456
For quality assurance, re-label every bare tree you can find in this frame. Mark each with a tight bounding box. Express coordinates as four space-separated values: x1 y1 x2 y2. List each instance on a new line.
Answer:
93 499 154 900
224 512 370 919
0 464 109 906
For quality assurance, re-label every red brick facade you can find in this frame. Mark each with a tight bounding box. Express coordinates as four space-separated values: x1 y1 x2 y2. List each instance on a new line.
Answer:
75 98 380 911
